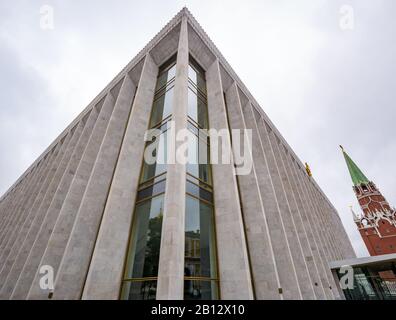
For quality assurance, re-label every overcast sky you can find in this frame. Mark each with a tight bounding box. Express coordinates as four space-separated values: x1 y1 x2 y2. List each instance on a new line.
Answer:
1 0 395 257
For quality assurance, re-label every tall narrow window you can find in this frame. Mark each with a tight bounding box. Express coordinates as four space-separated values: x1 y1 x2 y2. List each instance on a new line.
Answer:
120 56 176 300
120 195 164 300
184 56 219 300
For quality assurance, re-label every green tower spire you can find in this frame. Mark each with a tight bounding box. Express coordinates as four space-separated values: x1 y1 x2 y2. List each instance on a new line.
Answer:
340 145 370 186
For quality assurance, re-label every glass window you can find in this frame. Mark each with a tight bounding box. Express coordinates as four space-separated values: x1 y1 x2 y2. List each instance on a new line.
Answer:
120 280 157 300
121 195 164 300
188 57 208 129
185 196 217 278
149 58 176 128
150 87 174 127
188 64 206 94
188 88 208 128
184 279 219 300
124 195 164 279
184 196 218 300
186 180 213 203
121 58 176 300
140 126 168 183
186 127 212 185
137 179 166 202
155 64 176 92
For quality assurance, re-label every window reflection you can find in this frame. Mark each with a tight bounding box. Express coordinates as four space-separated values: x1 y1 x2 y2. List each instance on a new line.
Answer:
140 125 169 183
150 87 174 127
150 61 176 128
186 127 212 184
156 64 176 92
121 195 164 300
188 58 208 129
184 57 218 300
121 56 176 301
124 195 164 279
121 280 157 301
184 196 218 299
188 88 208 129
185 196 217 278
188 64 206 94
184 280 219 300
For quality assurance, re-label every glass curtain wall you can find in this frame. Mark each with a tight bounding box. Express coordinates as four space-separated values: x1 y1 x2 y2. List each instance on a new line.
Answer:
336 265 396 300
120 56 176 300
184 56 219 300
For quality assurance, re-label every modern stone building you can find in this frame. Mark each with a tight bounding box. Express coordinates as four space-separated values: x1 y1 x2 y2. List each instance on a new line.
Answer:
0 8 355 300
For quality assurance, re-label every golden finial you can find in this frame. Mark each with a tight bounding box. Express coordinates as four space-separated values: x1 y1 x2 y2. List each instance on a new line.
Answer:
305 162 312 177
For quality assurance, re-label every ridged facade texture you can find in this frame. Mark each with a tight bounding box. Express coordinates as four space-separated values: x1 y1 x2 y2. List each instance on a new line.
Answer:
0 8 355 300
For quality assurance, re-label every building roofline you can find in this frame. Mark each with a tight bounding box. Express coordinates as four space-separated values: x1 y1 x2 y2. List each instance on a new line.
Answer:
0 7 343 217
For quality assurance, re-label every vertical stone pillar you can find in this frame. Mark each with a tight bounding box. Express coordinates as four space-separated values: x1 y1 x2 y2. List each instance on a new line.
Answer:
316 195 341 260
307 185 337 261
292 162 335 299
28 96 113 300
305 181 334 263
0 141 62 278
0 169 36 246
4 130 76 299
0 134 71 298
0 170 34 241
225 83 280 299
205 59 253 300
0 157 48 255
252 113 301 299
24 108 99 300
266 128 315 299
53 73 136 300
279 147 326 299
156 17 188 300
82 53 158 299
12 121 85 299
0 161 48 251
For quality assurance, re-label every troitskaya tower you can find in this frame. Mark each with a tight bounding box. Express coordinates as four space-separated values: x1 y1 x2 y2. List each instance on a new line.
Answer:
0 8 354 300
341 146 396 256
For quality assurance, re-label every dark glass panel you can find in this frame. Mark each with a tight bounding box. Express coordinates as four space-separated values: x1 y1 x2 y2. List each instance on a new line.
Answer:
137 179 166 202
140 129 168 183
121 280 157 300
184 280 219 300
155 63 176 92
185 196 217 279
186 129 212 184
186 180 213 203
186 174 212 193
124 195 164 279
188 88 208 129
150 87 174 127
188 64 206 95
